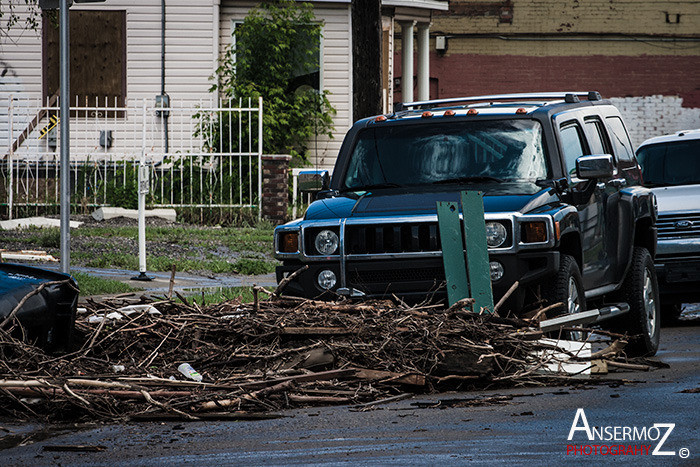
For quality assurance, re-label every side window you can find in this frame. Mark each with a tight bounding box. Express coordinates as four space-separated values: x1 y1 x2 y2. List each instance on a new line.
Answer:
584 118 611 156
606 117 634 162
559 123 585 176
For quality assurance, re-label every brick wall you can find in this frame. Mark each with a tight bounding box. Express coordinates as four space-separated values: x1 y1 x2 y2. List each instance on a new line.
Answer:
262 155 291 225
611 96 700 148
392 0 700 144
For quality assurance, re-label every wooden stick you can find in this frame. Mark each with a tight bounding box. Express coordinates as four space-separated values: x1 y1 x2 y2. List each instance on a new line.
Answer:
140 389 198 420
287 394 350 404
353 393 412 408
167 264 177 300
606 360 651 371
493 280 519 315
447 297 475 313
138 329 173 368
62 383 91 406
274 265 309 295
529 302 565 323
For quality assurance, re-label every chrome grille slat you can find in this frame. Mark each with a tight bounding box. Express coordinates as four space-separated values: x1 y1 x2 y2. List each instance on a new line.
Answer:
657 213 700 239
346 222 441 254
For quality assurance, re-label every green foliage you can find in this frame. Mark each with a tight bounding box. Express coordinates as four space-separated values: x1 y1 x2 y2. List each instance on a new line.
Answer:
38 227 60 249
178 286 257 307
233 257 276 275
212 0 336 163
72 272 142 297
1 1 39 32
72 159 138 209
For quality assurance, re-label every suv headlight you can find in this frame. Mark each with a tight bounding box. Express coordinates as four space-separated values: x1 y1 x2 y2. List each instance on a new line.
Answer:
315 229 339 255
485 221 508 248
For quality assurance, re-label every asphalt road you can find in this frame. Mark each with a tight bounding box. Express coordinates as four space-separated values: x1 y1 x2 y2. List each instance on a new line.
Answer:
2 315 699 466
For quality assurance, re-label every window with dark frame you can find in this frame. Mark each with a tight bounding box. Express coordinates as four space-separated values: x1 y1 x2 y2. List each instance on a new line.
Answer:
43 10 126 113
559 123 586 177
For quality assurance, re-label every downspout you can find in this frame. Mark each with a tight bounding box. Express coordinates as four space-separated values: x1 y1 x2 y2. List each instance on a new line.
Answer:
161 0 169 153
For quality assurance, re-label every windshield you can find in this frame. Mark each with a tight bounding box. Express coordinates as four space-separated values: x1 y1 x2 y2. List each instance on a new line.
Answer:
637 140 700 187
342 119 549 191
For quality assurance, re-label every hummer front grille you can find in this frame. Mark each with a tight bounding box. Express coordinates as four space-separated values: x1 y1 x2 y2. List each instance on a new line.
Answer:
345 223 440 254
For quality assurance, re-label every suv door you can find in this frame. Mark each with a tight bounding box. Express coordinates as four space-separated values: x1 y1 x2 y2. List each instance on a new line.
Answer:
559 120 608 288
583 116 626 285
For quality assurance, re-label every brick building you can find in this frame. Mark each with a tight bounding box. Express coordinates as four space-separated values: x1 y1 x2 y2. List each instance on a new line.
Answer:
395 0 700 146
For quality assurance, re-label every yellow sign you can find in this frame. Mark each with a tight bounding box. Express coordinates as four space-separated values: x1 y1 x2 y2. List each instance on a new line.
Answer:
38 115 59 139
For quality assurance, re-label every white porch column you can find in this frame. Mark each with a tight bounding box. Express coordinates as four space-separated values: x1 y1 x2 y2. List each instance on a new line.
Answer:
400 21 415 103
416 23 430 101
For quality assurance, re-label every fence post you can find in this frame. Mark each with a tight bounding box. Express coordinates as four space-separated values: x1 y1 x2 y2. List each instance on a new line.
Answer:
133 98 152 281
8 96 13 220
258 96 263 220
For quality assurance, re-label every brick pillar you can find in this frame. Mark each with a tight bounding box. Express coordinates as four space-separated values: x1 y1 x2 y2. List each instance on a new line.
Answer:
262 155 291 224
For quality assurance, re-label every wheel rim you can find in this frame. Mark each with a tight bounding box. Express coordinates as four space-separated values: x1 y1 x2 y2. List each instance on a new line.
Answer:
567 277 584 341
643 267 658 338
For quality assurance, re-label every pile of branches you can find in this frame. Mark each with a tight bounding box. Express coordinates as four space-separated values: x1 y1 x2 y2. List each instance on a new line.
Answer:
0 292 609 423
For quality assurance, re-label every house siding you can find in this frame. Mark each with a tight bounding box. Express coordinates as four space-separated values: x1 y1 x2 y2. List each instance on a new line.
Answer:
1 0 217 156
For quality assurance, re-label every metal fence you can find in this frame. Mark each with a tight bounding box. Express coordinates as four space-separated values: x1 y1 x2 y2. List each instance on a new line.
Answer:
1 96 263 219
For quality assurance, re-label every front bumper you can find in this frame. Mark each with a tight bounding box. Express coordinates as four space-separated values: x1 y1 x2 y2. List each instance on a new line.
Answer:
276 251 560 306
654 237 700 303
655 259 700 303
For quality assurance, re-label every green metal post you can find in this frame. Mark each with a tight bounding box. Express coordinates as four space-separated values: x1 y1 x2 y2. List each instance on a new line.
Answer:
436 201 470 307
461 191 495 314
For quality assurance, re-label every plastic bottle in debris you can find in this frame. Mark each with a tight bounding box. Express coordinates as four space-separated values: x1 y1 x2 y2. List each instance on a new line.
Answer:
177 363 203 382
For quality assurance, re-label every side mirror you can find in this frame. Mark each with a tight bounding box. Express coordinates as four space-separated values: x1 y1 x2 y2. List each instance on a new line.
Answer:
576 154 614 180
298 169 330 192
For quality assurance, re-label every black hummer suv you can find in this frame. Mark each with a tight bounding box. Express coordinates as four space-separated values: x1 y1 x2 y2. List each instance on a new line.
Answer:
274 92 660 355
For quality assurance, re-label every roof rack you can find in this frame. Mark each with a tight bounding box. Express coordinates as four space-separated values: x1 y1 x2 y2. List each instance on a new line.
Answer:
394 91 602 112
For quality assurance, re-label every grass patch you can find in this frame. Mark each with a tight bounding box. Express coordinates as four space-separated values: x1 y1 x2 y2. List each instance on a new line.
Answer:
74 225 274 253
85 252 139 270
72 272 142 296
234 257 276 275
177 286 257 306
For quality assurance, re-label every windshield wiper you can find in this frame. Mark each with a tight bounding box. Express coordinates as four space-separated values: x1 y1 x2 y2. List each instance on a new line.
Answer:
341 182 404 192
433 176 504 185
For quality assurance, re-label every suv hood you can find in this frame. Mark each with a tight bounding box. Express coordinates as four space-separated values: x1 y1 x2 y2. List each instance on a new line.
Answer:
651 185 700 214
305 185 558 221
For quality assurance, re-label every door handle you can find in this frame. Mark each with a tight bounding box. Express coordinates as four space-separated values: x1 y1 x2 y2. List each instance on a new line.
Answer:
607 178 627 188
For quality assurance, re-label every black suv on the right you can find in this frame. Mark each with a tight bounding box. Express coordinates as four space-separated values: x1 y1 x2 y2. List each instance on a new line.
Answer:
275 92 660 355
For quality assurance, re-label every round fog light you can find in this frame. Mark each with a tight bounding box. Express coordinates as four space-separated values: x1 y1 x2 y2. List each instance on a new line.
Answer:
489 261 504 281
317 270 337 289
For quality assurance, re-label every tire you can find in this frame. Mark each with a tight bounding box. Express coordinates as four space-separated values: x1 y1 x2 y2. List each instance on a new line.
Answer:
611 247 660 356
542 254 587 341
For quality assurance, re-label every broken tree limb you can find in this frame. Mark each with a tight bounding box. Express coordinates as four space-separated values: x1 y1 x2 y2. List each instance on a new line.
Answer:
447 297 475 313
493 280 519 315
274 265 309 295
287 394 350 404
198 379 296 412
587 339 628 360
606 360 651 372
353 368 426 387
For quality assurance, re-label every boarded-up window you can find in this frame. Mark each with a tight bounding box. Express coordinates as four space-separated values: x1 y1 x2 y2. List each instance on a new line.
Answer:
43 10 126 110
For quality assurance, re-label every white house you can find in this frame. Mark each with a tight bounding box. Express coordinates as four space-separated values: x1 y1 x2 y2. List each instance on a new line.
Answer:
1 0 447 171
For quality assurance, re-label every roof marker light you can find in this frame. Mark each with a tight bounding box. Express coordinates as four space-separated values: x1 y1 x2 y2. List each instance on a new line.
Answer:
374 115 387 122
467 109 479 116
516 108 527 114
422 111 433 118
444 110 456 116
